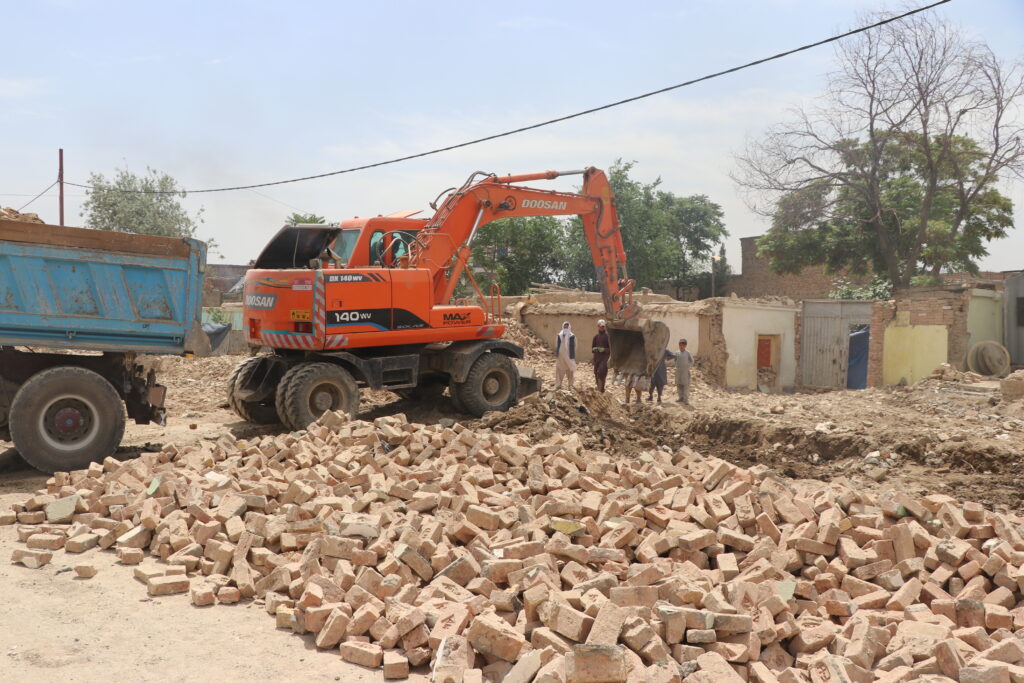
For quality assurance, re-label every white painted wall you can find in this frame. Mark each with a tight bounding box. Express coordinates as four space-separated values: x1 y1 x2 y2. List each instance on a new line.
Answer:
721 302 798 390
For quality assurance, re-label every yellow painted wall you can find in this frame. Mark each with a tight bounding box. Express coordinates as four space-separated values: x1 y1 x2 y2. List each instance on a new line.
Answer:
882 324 947 385
967 289 1003 347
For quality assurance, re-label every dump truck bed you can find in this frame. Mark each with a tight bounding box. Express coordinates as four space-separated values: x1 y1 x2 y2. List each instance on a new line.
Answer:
0 219 207 354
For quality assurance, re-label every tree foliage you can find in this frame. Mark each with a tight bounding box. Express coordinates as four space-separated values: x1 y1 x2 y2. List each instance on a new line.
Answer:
81 167 207 242
735 11 1023 288
830 276 893 301
471 215 566 296
287 212 325 224
558 160 728 296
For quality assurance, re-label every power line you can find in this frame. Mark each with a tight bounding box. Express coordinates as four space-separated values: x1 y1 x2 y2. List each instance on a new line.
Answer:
17 181 58 211
65 0 951 196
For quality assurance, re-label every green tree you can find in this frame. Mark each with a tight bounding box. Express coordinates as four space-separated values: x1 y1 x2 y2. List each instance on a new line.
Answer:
81 167 208 244
754 134 1014 287
561 161 727 295
287 212 325 224
734 11 1023 288
664 195 727 298
471 215 566 295
830 276 892 301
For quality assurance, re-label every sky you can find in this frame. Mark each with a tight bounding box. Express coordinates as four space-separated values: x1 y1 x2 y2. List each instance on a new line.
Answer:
2 0 1023 274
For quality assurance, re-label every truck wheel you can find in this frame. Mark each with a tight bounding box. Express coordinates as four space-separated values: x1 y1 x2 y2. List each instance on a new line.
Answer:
276 362 359 431
227 357 280 424
454 352 519 417
9 366 125 473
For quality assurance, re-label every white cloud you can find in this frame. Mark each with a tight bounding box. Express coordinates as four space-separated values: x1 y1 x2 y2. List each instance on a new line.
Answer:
0 78 46 98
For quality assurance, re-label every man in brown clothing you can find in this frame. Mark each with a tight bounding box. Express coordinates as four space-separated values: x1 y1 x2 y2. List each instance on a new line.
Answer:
591 319 611 392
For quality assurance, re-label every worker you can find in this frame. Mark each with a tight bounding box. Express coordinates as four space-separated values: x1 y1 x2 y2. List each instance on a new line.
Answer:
648 349 671 404
624 373 647 404
591 319 611 393
554 321 576 390
669 338 694 405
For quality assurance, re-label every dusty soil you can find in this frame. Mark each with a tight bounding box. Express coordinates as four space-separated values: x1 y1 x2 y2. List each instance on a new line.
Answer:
1 319 1022 680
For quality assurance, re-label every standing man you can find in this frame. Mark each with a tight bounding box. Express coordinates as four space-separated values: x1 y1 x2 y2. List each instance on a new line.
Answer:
648 349 671 404
554 321 576 390
591 319 611 393
670 338 694 405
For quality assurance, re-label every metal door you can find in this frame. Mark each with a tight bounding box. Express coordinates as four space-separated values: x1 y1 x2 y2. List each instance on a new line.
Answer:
801 300 873 388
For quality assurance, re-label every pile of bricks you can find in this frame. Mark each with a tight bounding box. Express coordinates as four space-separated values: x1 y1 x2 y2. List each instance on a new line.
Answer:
6 408 1024 682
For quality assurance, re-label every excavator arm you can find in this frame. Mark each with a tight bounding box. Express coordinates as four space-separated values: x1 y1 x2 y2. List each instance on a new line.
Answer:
409 167 668 377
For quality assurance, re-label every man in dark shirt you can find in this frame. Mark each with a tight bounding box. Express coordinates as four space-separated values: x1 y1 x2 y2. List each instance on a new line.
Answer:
591 319 611 393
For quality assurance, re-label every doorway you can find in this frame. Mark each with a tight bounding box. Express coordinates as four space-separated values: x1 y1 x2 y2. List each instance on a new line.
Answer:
757 334 780 393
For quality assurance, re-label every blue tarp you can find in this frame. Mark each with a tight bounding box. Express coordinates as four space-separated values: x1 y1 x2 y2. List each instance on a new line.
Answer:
847 327 869 390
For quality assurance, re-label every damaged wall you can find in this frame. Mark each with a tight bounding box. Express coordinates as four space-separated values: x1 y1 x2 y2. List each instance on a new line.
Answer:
519 294 798 391
720 300 799 391
519 301 703 364
867 284 1001 386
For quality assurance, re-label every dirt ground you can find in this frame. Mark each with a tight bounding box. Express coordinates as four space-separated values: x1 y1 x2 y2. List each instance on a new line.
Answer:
1 321 1022 681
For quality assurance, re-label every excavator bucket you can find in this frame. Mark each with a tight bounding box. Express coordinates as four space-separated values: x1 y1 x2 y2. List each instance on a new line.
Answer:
607 318 671 378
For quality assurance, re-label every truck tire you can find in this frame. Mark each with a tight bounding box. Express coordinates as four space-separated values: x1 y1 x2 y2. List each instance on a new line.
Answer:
9 366 125 473
276 362 359 432
454 352 519 417
227 357 281 424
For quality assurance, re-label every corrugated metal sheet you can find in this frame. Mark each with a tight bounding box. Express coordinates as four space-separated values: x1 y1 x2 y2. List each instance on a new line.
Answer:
801 301 872 388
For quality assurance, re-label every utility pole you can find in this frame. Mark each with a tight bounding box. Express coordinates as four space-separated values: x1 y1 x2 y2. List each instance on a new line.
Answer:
710 253 721 298
58 148 64 226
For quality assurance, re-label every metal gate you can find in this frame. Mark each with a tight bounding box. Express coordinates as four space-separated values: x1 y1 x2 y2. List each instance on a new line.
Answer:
801 300 873 388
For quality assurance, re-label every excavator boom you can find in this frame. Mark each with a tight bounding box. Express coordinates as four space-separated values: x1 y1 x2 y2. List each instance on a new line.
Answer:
408 167 667 376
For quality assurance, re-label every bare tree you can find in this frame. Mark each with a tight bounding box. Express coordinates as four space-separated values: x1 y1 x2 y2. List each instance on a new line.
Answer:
734 10 1024 288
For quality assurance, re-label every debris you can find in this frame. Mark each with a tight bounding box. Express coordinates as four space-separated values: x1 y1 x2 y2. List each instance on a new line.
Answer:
7 405 1024 680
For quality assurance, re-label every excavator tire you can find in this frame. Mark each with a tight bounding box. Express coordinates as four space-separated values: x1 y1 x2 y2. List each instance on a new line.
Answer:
454 352 518 417
227 357 281 425
276 362 359 432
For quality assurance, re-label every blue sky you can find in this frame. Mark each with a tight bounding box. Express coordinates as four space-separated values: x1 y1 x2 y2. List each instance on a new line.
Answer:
2 0 1022 274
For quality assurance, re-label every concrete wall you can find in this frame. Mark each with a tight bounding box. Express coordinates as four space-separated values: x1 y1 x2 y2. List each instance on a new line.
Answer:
520 301 703 363
1006 274 1024 365
720 301 798 391
967 289 1003 348
882 324 947 385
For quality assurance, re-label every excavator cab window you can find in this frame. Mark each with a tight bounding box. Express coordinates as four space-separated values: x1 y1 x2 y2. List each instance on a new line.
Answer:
332 229 360 266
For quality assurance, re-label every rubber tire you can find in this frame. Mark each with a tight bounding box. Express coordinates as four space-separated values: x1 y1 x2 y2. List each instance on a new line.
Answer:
227 357 281 424
276 362 359 432
454 352 519 417
9 366 125 474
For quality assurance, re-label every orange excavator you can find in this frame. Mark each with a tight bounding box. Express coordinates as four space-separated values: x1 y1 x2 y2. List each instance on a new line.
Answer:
229 167 669 430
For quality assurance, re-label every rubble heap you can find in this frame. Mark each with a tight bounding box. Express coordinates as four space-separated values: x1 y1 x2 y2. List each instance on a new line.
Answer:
6 408 1024 682
0 206 45 223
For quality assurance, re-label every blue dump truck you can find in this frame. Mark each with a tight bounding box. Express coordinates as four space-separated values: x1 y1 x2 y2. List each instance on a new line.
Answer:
0 218 207 473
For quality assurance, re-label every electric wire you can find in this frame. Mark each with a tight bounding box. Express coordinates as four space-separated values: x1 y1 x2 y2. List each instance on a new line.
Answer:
16 181 58 211
58 0 951 196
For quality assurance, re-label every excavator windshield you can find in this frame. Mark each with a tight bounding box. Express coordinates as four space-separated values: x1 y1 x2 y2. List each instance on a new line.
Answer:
333 229 360 264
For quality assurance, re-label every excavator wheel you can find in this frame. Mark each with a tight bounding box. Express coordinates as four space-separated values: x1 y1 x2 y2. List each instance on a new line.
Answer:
227 357 281 425
454 352 519 417
276 362 359 432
